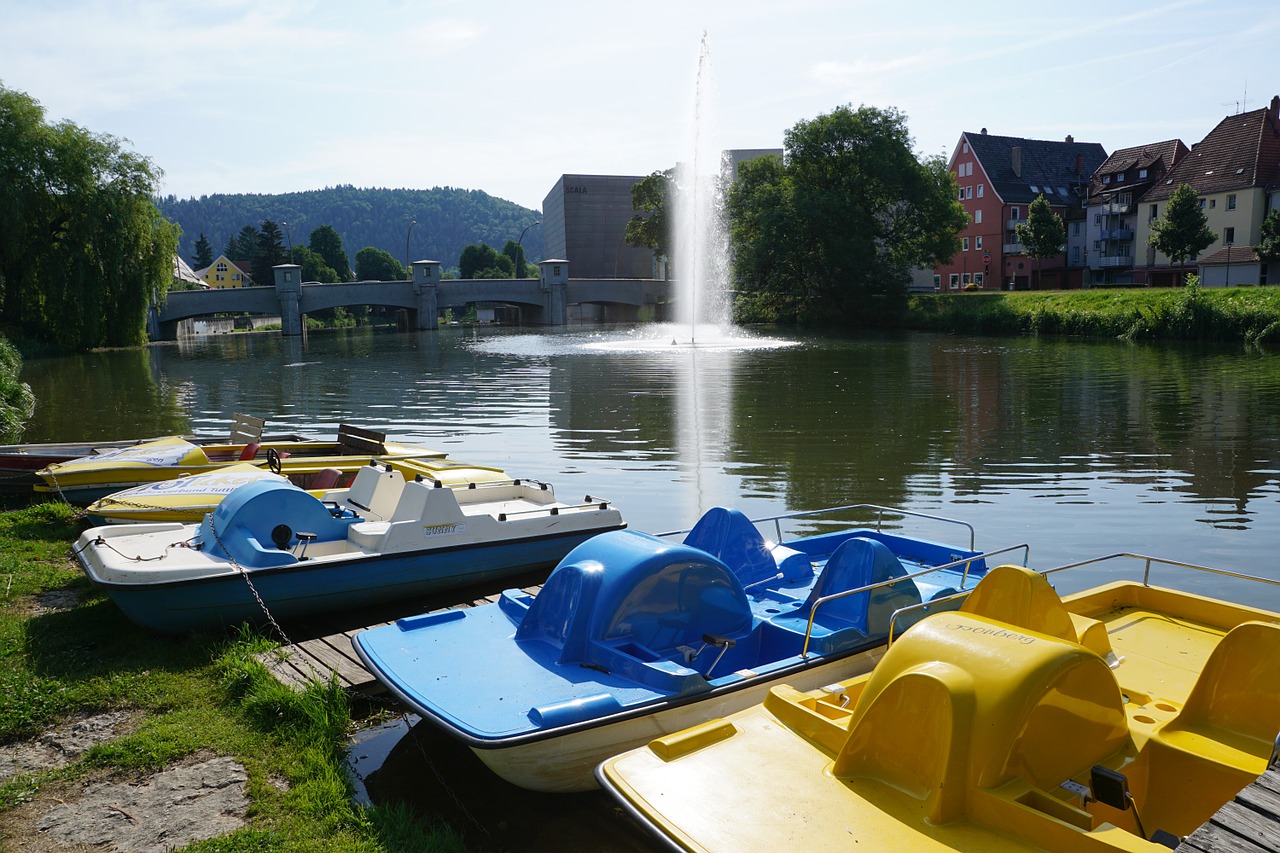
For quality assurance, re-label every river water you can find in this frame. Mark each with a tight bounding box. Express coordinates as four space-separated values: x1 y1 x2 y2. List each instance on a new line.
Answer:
21 323 1280 603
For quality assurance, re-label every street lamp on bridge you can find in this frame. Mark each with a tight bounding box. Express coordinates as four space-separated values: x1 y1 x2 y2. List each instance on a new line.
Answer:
281 221 293 258
405 220 417 275
516 221 539 278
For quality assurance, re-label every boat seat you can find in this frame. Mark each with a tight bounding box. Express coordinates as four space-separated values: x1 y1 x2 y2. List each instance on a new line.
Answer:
683 507 784 589
310 468 342 491
1153 620 1280 772
959 565 1113 659
343 463 405 520
238 442 261 461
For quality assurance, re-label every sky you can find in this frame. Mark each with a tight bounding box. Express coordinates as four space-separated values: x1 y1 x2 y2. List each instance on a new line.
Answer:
5 0 1280 212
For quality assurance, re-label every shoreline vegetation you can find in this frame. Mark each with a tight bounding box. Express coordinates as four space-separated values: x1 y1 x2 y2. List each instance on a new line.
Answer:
0 503 466 852
901 282 1280 345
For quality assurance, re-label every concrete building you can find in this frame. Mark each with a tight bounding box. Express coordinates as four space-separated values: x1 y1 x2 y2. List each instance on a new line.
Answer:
542 175 655 279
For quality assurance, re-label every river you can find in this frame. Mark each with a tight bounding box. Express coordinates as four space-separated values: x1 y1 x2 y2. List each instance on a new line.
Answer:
20 323 1280 606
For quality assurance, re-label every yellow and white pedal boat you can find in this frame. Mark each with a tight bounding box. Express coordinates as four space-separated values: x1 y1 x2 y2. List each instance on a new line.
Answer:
598 557 1280 852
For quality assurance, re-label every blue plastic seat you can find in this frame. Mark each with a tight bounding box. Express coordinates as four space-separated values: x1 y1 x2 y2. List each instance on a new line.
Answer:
683 507 780 589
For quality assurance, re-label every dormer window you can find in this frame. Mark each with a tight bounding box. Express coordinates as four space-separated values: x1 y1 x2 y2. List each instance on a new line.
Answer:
1139 168 1148 179
1117 173 1124 182
1103 175 1111 184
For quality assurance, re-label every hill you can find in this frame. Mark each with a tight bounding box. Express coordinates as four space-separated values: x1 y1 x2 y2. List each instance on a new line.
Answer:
158 186 543 274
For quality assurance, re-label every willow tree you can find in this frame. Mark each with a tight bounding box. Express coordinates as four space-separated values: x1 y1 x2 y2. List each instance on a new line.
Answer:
0 84 177 349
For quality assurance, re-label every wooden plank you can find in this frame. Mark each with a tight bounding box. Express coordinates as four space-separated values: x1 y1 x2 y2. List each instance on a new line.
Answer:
1180 823 1274 853
1236 777 1280 820
230 413 265 444
1199 800 1280 849
337 423 387 457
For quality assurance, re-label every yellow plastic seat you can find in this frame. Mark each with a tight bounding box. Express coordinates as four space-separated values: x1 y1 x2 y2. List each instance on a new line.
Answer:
960 565 1114 658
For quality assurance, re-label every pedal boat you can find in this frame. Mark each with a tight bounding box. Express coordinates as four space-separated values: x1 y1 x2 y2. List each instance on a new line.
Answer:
353 505 1024 792
36 424 439 504
72 461 624 633
83 456 510 524
597 558 1280 852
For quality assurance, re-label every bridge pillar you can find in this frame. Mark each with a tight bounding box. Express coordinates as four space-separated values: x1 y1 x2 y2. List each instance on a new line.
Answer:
539 259 569 326
273 264 304 336
411 260 440 330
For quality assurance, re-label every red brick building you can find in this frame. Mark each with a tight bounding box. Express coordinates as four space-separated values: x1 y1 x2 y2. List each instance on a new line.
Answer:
937 130 1106 291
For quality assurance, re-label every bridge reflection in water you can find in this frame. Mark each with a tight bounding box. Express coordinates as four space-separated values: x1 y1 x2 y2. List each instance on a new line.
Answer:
150 259 673 339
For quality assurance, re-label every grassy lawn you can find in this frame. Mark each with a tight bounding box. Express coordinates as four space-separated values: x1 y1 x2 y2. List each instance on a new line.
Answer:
0 502 466 852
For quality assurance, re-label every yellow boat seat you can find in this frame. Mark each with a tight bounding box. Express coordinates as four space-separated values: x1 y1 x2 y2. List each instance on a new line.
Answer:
960 565 1114 659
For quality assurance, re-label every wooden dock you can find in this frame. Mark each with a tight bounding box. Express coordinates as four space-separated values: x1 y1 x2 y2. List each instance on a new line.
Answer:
256 573 546 693
1181 766 1280 852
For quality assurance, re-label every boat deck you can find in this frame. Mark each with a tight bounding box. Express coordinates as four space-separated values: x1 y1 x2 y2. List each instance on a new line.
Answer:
256 575 546 692
1181 766 1280 852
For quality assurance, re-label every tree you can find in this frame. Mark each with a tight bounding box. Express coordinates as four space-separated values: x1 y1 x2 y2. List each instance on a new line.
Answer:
354 246 405 281
459 243 512 279
0 84 178 349
503 240 528 278
253 220 287 284
224 225 258 262
727 104 967 324
1149 183 1215 284
1256 210 1280 265
1015 194 1066 289
625 169 674 261
192 233 213 269
289 245 338 283
308 225 352 282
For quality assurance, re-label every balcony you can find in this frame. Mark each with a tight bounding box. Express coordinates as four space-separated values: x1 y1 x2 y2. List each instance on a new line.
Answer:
1101 228 1134 241
1003 242 1025 254
1101 202 1130 214
1098 256 1134 268
1007 218 1023 230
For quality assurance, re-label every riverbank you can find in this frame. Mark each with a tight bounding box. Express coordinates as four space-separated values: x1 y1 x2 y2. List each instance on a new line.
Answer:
0 503 465 852
904 285 1280 344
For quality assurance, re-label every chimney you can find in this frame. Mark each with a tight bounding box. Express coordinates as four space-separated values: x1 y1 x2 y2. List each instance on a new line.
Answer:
1271 94 1279 121
1011 146 1022 178
981 127 988 135
1065 134 1074 143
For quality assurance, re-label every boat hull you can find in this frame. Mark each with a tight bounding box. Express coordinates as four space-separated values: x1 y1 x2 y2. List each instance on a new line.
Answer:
77 527 617 634
463 645 884 792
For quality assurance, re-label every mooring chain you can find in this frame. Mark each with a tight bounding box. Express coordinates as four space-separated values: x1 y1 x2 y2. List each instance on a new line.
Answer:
205 513 297 650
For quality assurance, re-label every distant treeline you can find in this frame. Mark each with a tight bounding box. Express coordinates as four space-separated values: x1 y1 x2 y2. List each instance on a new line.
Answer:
158 186 542 273
904 283 1280 344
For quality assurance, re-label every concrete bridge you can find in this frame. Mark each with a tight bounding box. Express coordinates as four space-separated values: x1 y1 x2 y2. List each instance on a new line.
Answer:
150 260 673 339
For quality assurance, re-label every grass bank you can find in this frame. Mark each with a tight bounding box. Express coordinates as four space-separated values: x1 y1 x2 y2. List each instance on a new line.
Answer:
0 502 465 852
905 285 1280 344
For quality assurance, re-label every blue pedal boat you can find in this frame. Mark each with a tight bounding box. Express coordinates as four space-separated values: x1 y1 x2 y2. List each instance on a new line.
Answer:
73 462 625 633
353 504 1025 792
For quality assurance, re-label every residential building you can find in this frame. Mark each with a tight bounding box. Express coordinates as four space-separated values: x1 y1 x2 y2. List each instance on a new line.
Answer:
937 130 1106 291
1084 139 1189 286
1134 95 1280 287
195 256 251 289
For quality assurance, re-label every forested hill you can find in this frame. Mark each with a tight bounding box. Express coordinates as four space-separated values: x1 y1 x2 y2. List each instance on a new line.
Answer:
158 186 543 272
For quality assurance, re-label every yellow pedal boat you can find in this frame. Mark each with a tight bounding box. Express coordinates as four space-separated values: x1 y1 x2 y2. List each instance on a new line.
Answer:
35 424 445 505
598 557 1280 852
83 457 510 524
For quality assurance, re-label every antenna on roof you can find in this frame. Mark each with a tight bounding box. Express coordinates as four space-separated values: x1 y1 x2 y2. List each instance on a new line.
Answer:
1221 83 1249 114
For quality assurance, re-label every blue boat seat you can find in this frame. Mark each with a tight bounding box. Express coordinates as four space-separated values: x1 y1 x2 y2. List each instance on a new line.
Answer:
768 537 921 655
199 479 359 568
683 507 811 588
515 530 753 692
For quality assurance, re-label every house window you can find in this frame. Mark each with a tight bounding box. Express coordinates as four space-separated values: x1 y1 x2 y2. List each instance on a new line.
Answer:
975 210 983 224
216 274 224 281
977 184 985 198
1117 173 1125 182
1094 240 1101 251
1200 199 1206 208
1224 226 1235 244
974 272 984 286
958 188 964 201
933 274 941 290
1150 204 1158 220
962 237 970 251
1139 168 1148 179
1011 207 1020 220
963 142 970 154
1094 214 1101 225
965 186 973 199
1072 222 1080 235
216 262 228 273
1072 247 1081 264
1209 199 1216 209
962 273 971 284
1103 175 1111 184
975 236 984 249
949 273 959 288
232 274 240 281
1227 194 1237 210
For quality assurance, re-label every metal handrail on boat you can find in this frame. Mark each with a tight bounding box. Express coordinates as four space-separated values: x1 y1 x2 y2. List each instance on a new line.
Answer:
658 504 977 552
798 543 1031 658
884 552 1280 646
495 497 614 522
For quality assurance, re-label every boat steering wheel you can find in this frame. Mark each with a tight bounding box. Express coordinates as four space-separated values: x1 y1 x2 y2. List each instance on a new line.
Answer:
266 447 282 474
